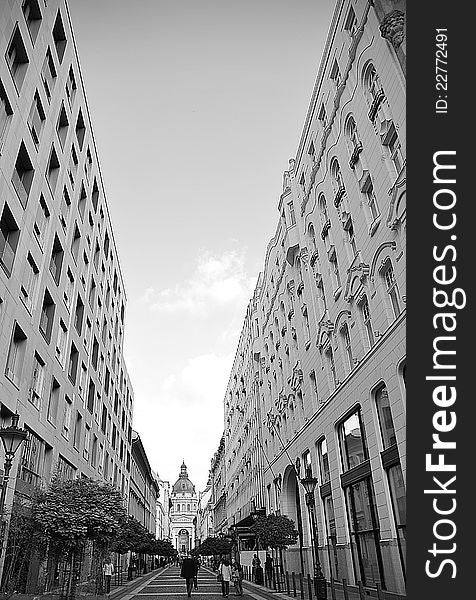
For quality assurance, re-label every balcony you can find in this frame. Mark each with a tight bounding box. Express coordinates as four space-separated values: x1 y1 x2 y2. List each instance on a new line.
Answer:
320 219 331 240
349 141 363 169
368 89 385 122
284 223 300 265
334 185 346 207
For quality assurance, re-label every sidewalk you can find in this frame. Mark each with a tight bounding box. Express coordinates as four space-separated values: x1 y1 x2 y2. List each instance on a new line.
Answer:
108 565 169 600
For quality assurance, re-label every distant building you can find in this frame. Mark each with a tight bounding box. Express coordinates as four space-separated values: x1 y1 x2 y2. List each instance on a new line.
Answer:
153 472 171 540
210 0 406 594
170 462 198 553
129 431 159 535
196 478 214 545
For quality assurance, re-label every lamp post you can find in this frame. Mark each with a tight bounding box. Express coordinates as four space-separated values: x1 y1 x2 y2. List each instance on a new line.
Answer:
0 413 27 515
0 413 27 587
300 467 327 600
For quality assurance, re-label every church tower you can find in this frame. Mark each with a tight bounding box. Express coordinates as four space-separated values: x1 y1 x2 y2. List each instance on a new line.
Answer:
170 462 198 554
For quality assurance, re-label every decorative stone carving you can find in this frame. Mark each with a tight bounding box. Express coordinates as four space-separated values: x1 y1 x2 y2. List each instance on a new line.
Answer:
380 10 405 49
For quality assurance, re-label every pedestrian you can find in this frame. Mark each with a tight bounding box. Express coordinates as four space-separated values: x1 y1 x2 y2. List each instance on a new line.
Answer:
252 554 261 584
232 560 243 596
103 558 114 594
265 552 274 588
218 558 232 597
192 555 200 590
180 554 196 598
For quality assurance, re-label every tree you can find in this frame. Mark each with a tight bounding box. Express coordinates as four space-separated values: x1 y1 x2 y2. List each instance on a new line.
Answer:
251 514 298 549
111 516 151 555
195 536 232 556
31 477 128 599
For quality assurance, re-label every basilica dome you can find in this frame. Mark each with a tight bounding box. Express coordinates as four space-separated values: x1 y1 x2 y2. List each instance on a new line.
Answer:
172 461 196 494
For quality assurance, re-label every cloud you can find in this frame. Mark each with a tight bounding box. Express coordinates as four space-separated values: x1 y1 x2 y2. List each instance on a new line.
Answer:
131 352 234 490
138 250 257 317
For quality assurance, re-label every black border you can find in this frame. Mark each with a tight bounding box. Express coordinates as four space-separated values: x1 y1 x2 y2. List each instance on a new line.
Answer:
408 3 471 597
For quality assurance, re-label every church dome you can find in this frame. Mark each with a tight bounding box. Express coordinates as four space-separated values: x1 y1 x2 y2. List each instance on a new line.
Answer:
172 461 196 494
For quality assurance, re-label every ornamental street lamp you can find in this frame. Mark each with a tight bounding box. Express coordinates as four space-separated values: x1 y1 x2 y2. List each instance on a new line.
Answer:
0 413 27 515
300 467 327 600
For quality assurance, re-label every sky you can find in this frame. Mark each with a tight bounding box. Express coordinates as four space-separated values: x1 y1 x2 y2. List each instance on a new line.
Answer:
67 0 335 492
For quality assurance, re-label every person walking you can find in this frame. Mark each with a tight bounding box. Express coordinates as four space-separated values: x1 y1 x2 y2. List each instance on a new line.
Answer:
252 554 262 584
192 555 200 591
103 559 114 594
232 560 243 596
265 552 274 588
219 558 232 597
180 554 196 598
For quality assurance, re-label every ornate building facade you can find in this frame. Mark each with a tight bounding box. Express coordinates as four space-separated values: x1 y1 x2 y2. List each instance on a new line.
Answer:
211 0 406 594
170 462 198 554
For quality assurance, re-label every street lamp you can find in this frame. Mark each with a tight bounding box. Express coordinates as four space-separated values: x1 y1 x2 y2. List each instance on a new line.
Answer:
300 467 327 600
0 413 27 515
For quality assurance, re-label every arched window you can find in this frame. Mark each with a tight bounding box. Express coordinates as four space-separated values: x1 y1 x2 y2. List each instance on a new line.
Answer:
363 62 383 105
340 322 353 372
381 259 401 319
187 504 190 512
359 294 374 348
319 194 329 225
345 115 361 157
330 159 345 198
308 222 317 254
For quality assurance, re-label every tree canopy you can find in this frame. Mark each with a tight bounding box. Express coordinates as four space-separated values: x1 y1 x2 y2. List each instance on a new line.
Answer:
251 514 298 549
195 536 233 556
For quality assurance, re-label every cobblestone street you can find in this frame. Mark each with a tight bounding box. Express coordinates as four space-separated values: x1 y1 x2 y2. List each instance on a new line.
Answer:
121 566 279 600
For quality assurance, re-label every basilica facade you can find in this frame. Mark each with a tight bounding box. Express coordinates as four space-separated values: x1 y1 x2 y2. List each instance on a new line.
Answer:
170 462 198 554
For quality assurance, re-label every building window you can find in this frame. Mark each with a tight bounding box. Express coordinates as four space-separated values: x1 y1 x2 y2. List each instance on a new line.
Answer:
73 412 82 450
52 10 67 64
323 494 340 580
33 195 50 247
309 370 318 405
288 201 296 226
340 409 367 471
387 463 406 575
56 319 68 365
71 223 81 262
5 323 27 386
46 144 60 192
21 253 39 311
12 142 34 208
29 352 45 409
41 48 56 101
383 123 404 176
325 345 338 389
0 203 19 277
64 267 75 310
340 323 353 371
382 261 401 319
79 362 87 397
0 79 14 148
84 425 91 461
87 379 95 414
39 289 55 342
363 180 380 223
344 5 357 37
318 103 327 128
345 478 385 588
375 385 397 449
68 342 79 384
78 183 87 220
59 185 71 230
329 254 341 291
6 25 29 92
62 395 72 439
308 140 315 162
49 234 64 285
85 147 93 182
28 91 45 147
57 101 69 149
330 59 341 88
23 0 42 45
74 294 84 334
76 109 86 150
359 295 374 348
47 378 60 424
68 144 78 188
20 427 44 487
66 66 77 108
317 438 330 484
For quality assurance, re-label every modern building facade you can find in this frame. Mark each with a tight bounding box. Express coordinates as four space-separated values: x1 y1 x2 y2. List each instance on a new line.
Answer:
0 0 135 590
129 432 159 536
170 462 198 554
211 0 406 594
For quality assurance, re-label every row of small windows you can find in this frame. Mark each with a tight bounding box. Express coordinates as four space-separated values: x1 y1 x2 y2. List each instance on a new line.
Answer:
174 503 196 512
6 3 67 93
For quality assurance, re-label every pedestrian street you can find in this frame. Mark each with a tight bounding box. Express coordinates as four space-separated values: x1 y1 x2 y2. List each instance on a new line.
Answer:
123 565 283 600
